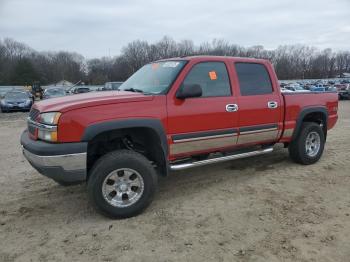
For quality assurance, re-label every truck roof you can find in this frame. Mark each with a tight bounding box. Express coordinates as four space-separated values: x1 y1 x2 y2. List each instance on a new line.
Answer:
156 55 269 64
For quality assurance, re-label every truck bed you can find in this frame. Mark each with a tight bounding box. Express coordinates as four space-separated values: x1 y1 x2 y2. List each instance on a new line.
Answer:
280 92 338 142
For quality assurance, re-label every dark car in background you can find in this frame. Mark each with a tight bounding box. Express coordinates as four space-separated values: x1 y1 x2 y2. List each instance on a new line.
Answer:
0 90 33 112
335 84 350 99
73 87 90 94
43 87 66 99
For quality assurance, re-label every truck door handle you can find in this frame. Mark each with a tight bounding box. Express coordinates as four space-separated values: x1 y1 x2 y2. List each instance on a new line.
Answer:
226 104 238 112
267 101 278 109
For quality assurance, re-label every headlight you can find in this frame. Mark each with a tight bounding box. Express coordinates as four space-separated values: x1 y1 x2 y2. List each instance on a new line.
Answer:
39 112 61 125
36 112 61 142
0 100 6 105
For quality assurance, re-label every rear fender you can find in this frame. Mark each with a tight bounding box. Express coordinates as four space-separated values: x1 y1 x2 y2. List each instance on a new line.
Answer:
291 107 328 141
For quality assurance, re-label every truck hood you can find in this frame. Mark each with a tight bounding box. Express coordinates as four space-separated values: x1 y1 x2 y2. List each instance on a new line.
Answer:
34 91 154 113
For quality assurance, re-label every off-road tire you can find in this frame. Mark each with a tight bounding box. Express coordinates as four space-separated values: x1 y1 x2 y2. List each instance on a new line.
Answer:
88 150 157 218
288 122 325 165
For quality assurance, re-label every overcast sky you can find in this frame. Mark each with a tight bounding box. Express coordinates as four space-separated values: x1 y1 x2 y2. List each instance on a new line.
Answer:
0 0 349 58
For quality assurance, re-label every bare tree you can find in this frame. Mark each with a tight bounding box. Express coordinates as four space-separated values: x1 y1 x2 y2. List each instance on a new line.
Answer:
1 37 350 85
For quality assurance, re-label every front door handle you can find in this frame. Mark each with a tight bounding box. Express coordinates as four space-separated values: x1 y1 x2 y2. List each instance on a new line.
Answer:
267 101 278 109
226 104 238 112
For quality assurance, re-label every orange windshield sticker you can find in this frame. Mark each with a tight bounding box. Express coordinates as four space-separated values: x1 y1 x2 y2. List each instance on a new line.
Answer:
209 71 217 80
152 63 159 70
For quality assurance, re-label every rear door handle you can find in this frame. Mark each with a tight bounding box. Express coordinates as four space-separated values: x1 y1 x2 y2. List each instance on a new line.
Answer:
226 104 238 112
268 101 278 109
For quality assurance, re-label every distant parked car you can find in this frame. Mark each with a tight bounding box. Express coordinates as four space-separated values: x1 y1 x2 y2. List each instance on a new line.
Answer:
286 85 309 92
279 82 286 87
102 82 123 91
326 86 337 92
335 84 350 99
0 90 33 112
23 90 34 102
310 86 326 92
73 87 90 94
281 87 293 93
43 88 66 99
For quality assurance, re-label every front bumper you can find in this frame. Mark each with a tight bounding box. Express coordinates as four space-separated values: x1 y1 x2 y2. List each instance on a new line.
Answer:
1 104 31 111
21 130 88 184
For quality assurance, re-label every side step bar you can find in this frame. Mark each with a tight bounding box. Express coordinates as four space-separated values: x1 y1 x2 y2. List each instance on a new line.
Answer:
170 147 274 171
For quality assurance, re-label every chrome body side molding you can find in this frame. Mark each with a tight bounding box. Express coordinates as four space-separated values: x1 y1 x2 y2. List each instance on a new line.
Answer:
238 130 279 144
282 128 294 138
170 124 279 155
237 124 278 144
171 129 238 155
171 135 238 155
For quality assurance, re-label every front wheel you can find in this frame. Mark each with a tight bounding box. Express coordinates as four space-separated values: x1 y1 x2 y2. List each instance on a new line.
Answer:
88 150 157 218
288 122 325 165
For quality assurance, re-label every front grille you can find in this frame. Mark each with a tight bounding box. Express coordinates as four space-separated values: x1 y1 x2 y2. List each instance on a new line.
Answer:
29 108 40 121
28 124 36 136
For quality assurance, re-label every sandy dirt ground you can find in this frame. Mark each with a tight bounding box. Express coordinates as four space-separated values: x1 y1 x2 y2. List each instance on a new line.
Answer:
0 102 349 262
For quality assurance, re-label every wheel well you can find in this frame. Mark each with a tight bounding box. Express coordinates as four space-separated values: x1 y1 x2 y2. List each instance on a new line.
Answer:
302 111 327 138
86 127 167 178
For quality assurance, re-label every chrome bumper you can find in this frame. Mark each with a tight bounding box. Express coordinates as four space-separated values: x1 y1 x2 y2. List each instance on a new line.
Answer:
23 147 86 171
22 147 87 183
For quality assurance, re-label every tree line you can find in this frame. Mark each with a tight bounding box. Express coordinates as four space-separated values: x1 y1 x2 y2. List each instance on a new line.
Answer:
1 36 350 86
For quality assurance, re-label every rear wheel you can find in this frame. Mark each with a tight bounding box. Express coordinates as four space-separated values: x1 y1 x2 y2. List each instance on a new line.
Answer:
88 150 157 218
288 122 325 165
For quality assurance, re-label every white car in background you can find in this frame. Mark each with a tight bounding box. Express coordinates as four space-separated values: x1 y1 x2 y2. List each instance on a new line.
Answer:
286 84 310 92
281 87 293 93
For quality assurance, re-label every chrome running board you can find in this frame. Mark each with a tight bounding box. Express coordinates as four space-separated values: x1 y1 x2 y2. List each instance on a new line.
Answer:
169 147 274 171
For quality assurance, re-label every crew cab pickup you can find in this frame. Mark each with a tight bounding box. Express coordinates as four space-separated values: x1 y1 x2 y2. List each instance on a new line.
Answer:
21 56 338 218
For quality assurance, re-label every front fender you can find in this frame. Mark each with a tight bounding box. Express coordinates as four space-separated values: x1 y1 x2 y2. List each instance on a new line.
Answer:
81 118 168 154
81 118 169 175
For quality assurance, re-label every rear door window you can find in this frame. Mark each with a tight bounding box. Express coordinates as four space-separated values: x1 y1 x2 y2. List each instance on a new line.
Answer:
235 63 273 96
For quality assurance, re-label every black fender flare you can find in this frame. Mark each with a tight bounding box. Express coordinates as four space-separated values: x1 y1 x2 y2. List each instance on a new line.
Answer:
291 106 328 141
81 118 169 174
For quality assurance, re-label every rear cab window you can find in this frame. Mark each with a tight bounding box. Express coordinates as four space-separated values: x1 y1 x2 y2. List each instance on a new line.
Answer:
234 63 273 96
182 62 232 97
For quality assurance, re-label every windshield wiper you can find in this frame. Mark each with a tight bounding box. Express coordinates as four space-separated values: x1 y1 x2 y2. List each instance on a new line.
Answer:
123 88 144 93
122 88 154 95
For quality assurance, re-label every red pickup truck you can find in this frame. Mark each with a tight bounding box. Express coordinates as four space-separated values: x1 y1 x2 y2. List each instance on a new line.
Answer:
21 56 338 218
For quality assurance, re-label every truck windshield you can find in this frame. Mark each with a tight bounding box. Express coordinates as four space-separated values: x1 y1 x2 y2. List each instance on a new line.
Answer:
119 61 187 94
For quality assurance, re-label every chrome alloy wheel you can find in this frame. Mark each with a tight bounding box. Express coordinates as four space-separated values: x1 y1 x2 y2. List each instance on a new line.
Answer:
102 168 144 208
305 131 321 157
